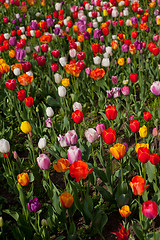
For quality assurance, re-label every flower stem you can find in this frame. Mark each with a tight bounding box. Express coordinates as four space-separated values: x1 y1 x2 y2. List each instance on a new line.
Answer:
119 159 123 182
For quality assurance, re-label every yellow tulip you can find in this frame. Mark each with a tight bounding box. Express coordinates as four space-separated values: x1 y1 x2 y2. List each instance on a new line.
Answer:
139 125 147 138
110 143 126 159
21 121 32 134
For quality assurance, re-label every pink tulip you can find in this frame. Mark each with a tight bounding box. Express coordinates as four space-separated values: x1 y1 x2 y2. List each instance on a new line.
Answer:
67 146 82 164
96 124 105 135
37 154 51 170
121 86 129 95
85 128 99 143
65 130 78 145
150 81 160 95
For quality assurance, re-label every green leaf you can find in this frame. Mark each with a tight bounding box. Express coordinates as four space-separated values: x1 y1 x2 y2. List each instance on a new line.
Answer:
29 172 34 183
145 161 155 183
46 96 60 107
69 221 76 235
132 221 144 240
3 209 19 221
96 186 112 201
93 167 108 183
92 210 108 234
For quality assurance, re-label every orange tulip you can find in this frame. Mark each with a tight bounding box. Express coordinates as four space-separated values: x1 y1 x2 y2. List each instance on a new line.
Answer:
110 143 126 159
111 40 119 50
53 158 70 173
129 44 136 54
90 68 105 80
149 2 156 7
129 175 149 196
11 63 22 71
78 35 84 42
40 34 52 43
119 205 131 218
69 160 93 181
65 63 81 77
18 74 33 86
17 173 29 186
59 192 74 208
139 23 147 31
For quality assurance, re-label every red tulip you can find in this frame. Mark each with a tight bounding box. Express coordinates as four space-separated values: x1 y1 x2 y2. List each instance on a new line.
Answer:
119 19 124 26
17 90 26 101
69 160 93 181
53 10 58 18
76 60 85 70
51 49 60 58
36 56 46 66
150 153 160 165
152 46 159 56
130 120 140 133
72 110 83 124
105 105 117 120
143 112 151 121
72 12 78 19
131 31 138 39
67 20 73 28
112 224 129 240
3 17 9 23
102 27 109 36
148 42 156 52
102 128 116 145
51 63 59 72
22 62 31 73
91 11 97 18
35 30 41 38
142 201 158 219
11 30 16 36
129 73 138 83
24 96 34 107
77 52 85 60
5 79 16 91
17 29 22 36
41 43 48 52
137 147 150 163
3 151 10 158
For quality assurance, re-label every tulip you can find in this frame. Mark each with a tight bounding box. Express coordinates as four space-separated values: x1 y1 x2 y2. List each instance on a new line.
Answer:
27 197 41 212
135 143 149 153
69 49 77 58
137 147 150 163
17 90 26 101
54 73 62 84
129 175 149 195
20 121 32 134
51 63 59 72
111 76 118 84
17 173 29 186
16 49 26 61
96 123 105 135
5 79 16 91
129 73 138 83
105 105 117 120
65 130 77 145
143 112 151 121
67 146 82 164
13 68 20 76
38 137 47 149
142 201 158 219
93 56 101 65
73 102 82 111
102 128 116 145
36 56 46 66
45 118 52 128
58 86 66 97
119 205 131 218
121 86 129 95
46 107 54 118
22 62 31 73
53 158 70 172
150 153 160 165
130 120 140 133
24 97 34 107
72 110 83 124
59 57 67 67
59 192 74 208
51 49 60 58
101 58 110 67
106 90 113 98
85 128 99 143
110 143 126 159
152 128 158 137
0 139 10 153
112 224 129 239
139 125 147 138
37 154 50 170
69 160 93 181
150 81 160 95
57 134 67 147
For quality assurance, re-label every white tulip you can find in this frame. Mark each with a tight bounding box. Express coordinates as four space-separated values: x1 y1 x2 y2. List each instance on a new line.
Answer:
119 1 124 6
112 9 119 17
88 12 92 17
4 33 10 40
58 86 66 98
21 35 27 40
93 21 98 28
59 57 67 67
19 27 25 33
26 71 33 76
106 46 112 55
102 58 110 67
26 46 31 53
55 3 62 11
103 52 109 58
93 56 101 65
85 3 90 10
123 8 129 16
35 12 41 17
13 68 20 76
54 73 62 84
46 107 54 118
73 102 82 111
0 139 10 153
38 137 47 149
30 30 35 37
97 16 103 22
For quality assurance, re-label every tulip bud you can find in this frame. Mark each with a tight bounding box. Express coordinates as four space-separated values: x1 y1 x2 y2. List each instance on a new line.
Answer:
0 217 3 227
54 73 62 84
152 128 158 137
38 137 47 149
96 123 105 135
0 139 10 153
46 107 54 117
14 151 18 160
41 219 48 226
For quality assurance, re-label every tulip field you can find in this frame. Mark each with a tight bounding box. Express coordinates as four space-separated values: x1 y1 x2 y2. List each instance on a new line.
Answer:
1 0 160 239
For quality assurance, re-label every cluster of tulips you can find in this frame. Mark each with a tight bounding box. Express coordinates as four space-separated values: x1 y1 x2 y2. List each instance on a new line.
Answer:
0 0 160 239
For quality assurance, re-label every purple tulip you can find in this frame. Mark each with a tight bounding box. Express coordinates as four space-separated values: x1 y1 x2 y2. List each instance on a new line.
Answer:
45 118 52 128
112 87 121 98
121 86 129 95
84 31 90 40
46 18 54 27
134 40 142 50
27 197 41 212
100 36 104 42
65 130 78 145
9 36 17 46
67 146 82 164
85 128 99 143
12 19 16 24
96 123 105 135
111 76 118 84
30 21 38 30
130 16 138 25
16 49 26 60
93 29 102 39
106 90 113 98
150 81 160 95
122 44 129 52
57 134 67 147
37 154 51 170
76 20 86 32
54 27 60 35
19 18 22 23
146 27 150 33
122 142 128 152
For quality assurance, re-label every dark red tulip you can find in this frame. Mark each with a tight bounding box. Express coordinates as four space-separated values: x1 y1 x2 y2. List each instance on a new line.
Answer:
22 62 31 73
150 153 160 165
51 63 59 72
24 96 34 107
51 49 60 58
36 55 46 66
76 60 85 70
77 52 85 60
41 43 48 53
5 79 16 91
